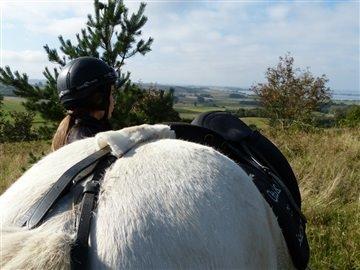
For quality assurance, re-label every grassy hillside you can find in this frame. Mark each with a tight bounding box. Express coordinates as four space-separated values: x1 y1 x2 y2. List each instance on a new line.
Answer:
0 127 359 269
264 128 360 269
2 97 27 112
1 97 45 124
0 140 51 192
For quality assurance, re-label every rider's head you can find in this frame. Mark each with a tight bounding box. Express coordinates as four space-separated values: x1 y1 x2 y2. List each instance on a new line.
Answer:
57 57 117 119
52 57 117 151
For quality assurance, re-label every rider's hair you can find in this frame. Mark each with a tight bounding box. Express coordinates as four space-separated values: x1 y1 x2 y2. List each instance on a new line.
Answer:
51 93 107 151
51 114 76 151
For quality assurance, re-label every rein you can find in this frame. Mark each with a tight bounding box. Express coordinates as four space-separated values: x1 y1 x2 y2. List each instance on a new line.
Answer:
17 146 112 229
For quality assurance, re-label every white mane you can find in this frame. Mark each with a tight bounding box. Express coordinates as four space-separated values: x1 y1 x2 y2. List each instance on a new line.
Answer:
0 124 294 269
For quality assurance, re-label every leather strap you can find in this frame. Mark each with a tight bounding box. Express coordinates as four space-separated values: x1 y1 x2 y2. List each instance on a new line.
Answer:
226 143 306 222
17 146 111 229
71 155 117 270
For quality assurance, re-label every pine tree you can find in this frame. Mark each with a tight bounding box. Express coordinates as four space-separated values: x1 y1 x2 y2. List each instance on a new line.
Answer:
0 0 153 122
0 92 3 122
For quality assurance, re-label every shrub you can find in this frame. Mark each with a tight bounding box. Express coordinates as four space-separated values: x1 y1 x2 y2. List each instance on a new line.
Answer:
111 83 180 129
338 105 360 127
0 111 37 142
0 111 55 142
252 54 331 126
235 107 267 118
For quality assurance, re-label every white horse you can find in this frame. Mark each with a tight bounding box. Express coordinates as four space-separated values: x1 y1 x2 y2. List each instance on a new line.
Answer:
0 124 294 269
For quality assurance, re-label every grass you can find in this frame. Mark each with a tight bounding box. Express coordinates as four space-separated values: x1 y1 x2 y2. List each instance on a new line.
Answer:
0 120 359 269
2 97 27 113
174 104 226 119
265 128 360 269
241 117 269 130
305 204 359 269
0 140 51 192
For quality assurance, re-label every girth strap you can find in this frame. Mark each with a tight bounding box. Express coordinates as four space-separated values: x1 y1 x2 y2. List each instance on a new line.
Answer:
17 146 111 229
71 155 117 270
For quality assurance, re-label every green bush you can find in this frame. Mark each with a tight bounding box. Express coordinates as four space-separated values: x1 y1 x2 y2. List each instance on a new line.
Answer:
310 114 336 128
0 111 37 142
0 110 55 142
338 105 360 127
235 107 267 118
111 83 180 129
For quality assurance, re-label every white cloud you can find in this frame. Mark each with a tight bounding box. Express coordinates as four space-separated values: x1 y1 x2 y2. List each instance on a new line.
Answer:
3 50 45 63
268 6 290 21
2 22 15 29
27 17 87 36
2 49 57 78
3 1 92 36
126 1 359 89
1 1 359 90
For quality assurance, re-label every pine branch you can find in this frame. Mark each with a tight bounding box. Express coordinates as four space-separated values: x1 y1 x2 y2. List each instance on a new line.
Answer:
0 66 39 98
43 45 66 66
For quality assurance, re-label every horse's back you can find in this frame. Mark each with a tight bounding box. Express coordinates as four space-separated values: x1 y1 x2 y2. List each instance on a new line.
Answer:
0 137 294 269
91 138 293 269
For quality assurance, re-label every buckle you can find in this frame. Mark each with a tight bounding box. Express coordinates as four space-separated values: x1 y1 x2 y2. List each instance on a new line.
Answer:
83 181 100 194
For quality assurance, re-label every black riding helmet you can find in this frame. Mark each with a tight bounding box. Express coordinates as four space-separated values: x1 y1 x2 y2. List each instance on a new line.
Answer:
57 57 117 112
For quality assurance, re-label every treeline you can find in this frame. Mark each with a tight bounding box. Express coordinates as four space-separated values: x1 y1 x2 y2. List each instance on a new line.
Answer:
230 104 360 129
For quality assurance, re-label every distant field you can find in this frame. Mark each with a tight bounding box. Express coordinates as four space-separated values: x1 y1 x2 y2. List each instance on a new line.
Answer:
241 117 269 130
333 99 360 105
2 97 27 112
174 104 226 120
2 97 45 124
174 88 259 120
174 103 269 130
174 104 255 120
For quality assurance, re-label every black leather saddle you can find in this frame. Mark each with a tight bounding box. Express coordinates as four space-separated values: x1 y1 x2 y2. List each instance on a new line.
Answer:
169 111 309 270
191 111 301 207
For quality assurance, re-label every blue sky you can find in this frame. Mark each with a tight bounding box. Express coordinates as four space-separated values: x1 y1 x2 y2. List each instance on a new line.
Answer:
1 0 359 92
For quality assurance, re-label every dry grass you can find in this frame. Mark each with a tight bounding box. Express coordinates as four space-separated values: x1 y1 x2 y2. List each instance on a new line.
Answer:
266 128 360 205
265 128 360 269
0 140 51 193
0 128 359 269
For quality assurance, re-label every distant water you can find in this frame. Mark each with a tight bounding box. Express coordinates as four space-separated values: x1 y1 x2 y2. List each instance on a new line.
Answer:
237 89 359 101
331 90 360 101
